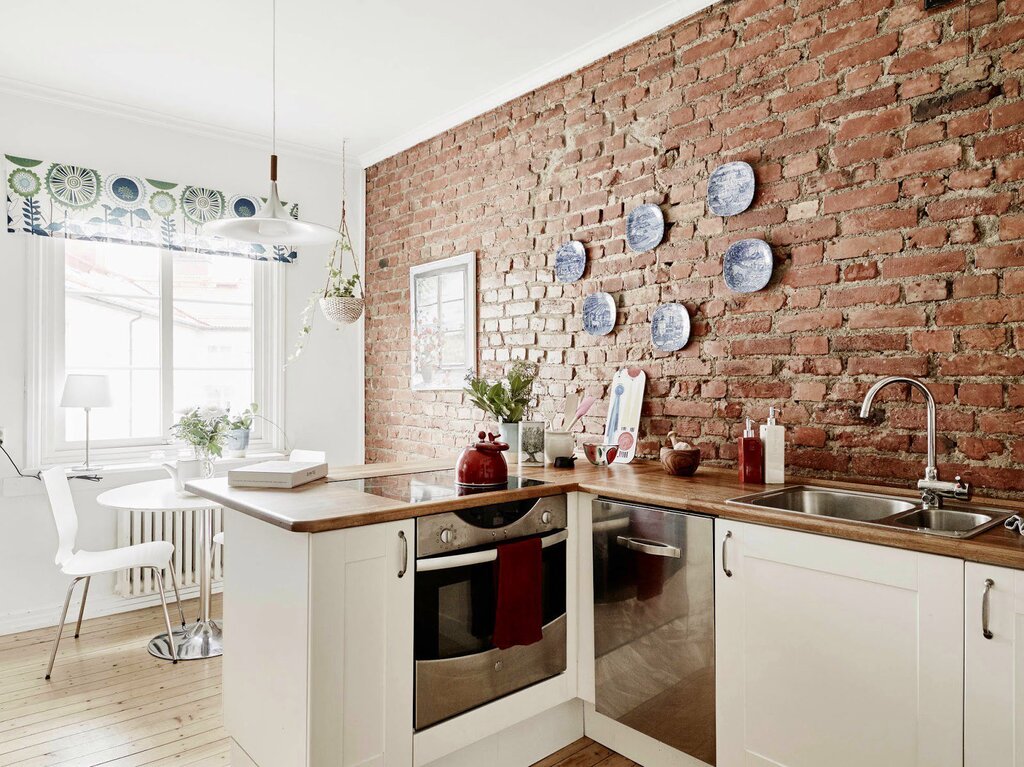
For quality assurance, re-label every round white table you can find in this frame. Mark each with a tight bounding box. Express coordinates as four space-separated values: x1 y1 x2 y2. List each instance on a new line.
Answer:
97 479 223 660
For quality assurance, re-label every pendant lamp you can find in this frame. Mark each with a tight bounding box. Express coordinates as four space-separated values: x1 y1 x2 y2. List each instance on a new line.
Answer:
203 0 338 246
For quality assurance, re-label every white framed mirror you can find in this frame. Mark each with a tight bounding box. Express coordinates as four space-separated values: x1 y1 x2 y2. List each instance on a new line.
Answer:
409 252 476 391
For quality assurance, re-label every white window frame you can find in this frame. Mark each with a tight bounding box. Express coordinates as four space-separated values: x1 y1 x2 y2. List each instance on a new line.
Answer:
26 237 286 468
409 252 477 391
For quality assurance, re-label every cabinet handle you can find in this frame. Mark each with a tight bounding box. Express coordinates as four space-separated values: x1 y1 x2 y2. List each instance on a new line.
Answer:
722 531 733 578
982 578 994 640
616 536 681 558
398 531 408 579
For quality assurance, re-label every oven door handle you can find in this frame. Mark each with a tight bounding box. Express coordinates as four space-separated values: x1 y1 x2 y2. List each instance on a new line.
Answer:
416 529 568 573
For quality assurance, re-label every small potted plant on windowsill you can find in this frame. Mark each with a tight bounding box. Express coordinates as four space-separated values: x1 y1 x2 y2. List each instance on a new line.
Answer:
224 403 258 458
464 360 538 464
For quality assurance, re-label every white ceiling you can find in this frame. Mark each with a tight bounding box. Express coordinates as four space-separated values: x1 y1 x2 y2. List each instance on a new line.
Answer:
0 0 694 166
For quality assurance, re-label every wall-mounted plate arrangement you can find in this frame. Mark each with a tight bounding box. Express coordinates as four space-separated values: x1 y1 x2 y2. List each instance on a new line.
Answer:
724 238 774 293
708 161 755 217
626 203 665 253
554 240 586 283
651 302 691 352
582 291 616 336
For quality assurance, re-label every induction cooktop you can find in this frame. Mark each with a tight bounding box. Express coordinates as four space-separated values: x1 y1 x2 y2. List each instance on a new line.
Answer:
329 469 546 504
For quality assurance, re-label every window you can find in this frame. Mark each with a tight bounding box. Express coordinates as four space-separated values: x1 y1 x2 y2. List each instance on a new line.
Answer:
30 238 284 466
409 252 476 391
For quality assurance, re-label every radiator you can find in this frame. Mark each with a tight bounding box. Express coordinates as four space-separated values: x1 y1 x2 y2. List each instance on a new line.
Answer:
115 507 224 598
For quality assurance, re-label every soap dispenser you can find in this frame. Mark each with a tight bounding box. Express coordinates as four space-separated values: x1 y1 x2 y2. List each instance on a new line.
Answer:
760 406 786 484
738 417 764 484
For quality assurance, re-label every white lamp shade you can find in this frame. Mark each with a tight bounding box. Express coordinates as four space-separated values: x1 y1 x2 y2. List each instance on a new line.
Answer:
60 374 112 409
202 181 339 246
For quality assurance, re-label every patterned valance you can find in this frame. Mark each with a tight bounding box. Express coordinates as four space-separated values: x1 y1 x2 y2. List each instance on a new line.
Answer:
5 154 298 262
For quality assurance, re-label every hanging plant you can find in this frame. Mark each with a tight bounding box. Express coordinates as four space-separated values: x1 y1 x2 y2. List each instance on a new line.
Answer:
288 145 364 365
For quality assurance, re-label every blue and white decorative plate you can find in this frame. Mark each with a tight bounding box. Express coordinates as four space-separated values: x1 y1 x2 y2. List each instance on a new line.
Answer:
651 303 691 352
626 204 664 253
707 161 755 217
582 292 616 336
554 241 586 283
724 238 773 293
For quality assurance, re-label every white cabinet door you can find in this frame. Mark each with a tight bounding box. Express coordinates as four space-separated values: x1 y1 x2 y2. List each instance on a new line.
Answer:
715 521 964 767
965 562 1024 767
310 519 415 767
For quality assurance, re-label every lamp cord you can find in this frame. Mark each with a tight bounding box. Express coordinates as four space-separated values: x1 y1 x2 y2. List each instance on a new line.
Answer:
0 441 40 481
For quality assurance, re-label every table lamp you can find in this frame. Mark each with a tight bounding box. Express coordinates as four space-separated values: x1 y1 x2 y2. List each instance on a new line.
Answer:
60 374 112 470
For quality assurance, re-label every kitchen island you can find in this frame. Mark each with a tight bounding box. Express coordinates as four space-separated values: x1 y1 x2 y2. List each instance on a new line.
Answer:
188 461 1024 767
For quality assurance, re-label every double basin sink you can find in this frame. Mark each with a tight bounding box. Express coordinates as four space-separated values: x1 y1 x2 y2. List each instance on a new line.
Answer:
728 485 1011 539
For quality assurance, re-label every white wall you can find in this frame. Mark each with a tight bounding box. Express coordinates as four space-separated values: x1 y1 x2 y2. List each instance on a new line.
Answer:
0 90 365 633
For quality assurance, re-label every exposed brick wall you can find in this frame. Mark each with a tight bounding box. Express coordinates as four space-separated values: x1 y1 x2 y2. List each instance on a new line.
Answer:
364 0 1024 493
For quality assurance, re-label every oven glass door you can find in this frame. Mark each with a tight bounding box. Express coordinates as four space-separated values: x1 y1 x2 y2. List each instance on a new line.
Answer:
414 536 567 729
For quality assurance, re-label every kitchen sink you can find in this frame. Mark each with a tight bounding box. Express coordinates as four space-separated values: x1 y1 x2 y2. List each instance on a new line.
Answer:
728 486 921 522
727 486 1012 539
891 506 1008 538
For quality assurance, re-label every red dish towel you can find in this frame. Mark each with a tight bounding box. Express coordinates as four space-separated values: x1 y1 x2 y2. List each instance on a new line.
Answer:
492 537 544 650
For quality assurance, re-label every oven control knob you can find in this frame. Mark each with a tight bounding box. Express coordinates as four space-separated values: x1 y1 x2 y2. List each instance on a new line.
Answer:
541 511 552 525
439 528 454 545
494 660 503 672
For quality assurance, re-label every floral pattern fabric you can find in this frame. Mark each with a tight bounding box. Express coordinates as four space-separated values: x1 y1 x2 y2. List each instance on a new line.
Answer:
5 155 298 262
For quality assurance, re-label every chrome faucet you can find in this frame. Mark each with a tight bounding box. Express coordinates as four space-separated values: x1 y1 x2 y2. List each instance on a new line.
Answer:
858 376 970 508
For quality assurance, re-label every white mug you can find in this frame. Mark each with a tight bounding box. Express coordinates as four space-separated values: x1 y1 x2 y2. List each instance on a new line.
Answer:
544 430 575 463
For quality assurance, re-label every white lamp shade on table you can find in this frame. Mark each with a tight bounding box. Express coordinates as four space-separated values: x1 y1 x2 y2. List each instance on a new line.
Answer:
60 374 112 409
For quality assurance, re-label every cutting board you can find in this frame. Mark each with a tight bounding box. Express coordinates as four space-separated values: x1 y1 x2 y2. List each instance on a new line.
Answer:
603 367 646 463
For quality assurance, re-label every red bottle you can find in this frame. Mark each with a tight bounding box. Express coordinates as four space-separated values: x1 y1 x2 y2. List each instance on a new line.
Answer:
738 418 764 484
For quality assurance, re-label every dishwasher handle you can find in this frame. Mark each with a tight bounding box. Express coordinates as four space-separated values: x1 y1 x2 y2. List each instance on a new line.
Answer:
616 535 681 559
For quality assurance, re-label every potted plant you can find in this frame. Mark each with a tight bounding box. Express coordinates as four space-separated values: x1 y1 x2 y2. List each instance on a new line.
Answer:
464 360 538 462
224 403 258 458
168 406 229 482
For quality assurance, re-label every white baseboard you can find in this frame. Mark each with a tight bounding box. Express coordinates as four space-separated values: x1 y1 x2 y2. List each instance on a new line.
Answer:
0 582 222 636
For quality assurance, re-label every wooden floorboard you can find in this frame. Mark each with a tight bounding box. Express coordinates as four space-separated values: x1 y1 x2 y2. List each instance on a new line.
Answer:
0 599 631 766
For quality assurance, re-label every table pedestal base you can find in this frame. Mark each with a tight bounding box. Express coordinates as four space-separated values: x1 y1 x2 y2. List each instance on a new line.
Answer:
148 619 223 661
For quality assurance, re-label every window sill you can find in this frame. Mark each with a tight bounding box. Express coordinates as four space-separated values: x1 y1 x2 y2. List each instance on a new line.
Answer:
3 452 286 498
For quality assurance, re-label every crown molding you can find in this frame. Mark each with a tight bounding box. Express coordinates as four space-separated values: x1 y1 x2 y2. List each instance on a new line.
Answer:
0 76 352 167
357 0 710 168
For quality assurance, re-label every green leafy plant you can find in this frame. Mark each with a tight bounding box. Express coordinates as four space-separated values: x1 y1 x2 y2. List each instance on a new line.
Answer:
227 403 258 431
464 360 539 423
170 406 229 458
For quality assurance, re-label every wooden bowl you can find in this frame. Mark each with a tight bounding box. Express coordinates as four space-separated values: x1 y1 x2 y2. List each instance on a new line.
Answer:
660 447 701 476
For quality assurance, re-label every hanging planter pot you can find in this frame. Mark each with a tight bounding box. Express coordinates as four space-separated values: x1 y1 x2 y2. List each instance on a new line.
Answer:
320 295 364 324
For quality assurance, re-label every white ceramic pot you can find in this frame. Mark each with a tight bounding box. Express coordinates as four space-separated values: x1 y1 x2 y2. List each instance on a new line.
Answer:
224 428 251 458
544 430 575 463
162 458 206 495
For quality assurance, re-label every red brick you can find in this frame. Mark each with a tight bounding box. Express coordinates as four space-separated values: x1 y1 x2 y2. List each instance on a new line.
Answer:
775 310 843 332
936 298 1024 325
848 307 927 329
878 145 962 179
881 251 967 278
823 183 899 214
926 194 1013 222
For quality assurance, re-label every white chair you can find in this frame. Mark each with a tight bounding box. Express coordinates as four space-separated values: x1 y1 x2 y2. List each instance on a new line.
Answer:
41 467 185 678
211 449 326 547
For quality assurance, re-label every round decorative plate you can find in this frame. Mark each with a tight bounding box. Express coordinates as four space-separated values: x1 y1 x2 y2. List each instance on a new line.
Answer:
708 161 756 217
626 204 665 253
554 241 586 283
723 238 774 293
582 292 616 336
651 303 691 352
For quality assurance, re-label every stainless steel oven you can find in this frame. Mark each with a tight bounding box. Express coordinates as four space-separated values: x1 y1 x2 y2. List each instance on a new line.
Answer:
414 494 568 730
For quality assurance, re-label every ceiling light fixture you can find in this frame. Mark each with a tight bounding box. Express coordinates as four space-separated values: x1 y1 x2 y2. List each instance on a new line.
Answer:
203 0 339 246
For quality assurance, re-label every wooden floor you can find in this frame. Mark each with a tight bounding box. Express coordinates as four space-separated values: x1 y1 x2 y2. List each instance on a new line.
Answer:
0 598 632 766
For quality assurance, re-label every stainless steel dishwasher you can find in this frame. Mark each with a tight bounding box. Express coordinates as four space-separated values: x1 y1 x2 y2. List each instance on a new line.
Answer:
592 498 715 765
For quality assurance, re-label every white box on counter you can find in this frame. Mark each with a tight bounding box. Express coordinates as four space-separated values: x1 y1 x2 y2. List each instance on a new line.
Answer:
227 460 328 488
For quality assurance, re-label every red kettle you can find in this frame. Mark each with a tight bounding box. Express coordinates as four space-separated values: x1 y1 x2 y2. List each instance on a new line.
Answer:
456 431 509 487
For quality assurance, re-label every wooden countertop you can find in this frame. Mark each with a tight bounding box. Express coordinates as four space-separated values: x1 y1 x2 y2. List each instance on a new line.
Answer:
186 459 1024 570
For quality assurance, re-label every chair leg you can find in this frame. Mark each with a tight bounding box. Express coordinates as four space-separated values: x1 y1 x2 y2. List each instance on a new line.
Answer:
74 576 91 638
45 578 81 680
167 563 186 628
152 569 178 664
